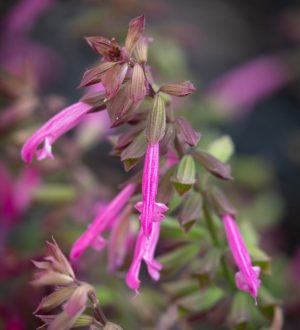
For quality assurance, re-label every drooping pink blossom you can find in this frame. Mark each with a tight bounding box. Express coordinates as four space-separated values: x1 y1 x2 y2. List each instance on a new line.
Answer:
21 83 106 163
206 55 291 117
222 214 261 300
21 101 93 162
70 184 136 262
126 222 162 293
135 143 168 237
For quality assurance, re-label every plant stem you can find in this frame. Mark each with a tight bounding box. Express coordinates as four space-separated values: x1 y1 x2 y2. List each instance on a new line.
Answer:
88 291 107 326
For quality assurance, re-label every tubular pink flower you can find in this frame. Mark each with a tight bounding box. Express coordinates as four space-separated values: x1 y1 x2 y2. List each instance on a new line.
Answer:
21 101 93 163
70 183 136 262
135 143 168 237
222 214 261 300
126 222 162 293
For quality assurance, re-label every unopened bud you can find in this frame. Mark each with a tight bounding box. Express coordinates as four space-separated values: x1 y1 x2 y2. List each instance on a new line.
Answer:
80 62 116 87
146 95 166 144
193 150 233 180
206 187 236 217
128 63 146 102
31 271 73 287
159 81 196 97
133 37 149 63
171 155 196 195
125 15 145 53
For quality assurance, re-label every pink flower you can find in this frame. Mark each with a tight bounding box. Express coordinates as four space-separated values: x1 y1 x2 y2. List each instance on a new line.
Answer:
70 183 136 262
21 83 106 163
222 214 261 300
126 222 161 293
135 143 168 237
21 101 92 162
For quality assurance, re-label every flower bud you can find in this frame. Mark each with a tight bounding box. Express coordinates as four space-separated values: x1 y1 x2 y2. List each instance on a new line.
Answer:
171 155 196 195
193 150 233 180
175 117 201 147
146 95 166 144
159 81 196 97
125 15 145 53
206 187 237 217
31 271 73 286
80 62 116 87
133 37 149 63
128 63 146 102
34 287 76 313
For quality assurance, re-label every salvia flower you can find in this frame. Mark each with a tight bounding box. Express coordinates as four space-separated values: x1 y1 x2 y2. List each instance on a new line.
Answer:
70 183 136 262
21 101 92 162
126 222 161 293
135 143 168 237
222 214 261 300
21 85 105 162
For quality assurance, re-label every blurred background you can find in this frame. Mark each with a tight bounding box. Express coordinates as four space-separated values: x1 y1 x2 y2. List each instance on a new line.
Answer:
1 0 300 329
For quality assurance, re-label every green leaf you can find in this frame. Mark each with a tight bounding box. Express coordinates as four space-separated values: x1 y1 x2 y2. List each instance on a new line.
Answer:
179 190 202 232
177 285 224 315
162 279 199 299
248 245 271 275
258 286 279 321
160 217 206 240
208 135 235 163
194 249 221 287
229 292 251 330
158 243 200 275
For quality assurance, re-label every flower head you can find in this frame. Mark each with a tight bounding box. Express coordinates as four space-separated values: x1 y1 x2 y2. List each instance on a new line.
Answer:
222 214 261 300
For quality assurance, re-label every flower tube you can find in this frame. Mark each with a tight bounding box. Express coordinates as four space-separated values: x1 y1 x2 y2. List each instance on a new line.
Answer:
222 214 261 300
125 222 161 293
70 183 136 262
